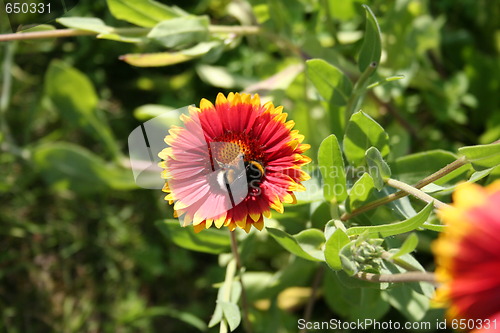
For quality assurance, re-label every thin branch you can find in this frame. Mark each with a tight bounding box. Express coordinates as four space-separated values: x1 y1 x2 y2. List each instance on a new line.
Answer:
230 231 253 333
344 61 378 124
341 156 468 221
0 25 261 43
0 29 96 42
385 178 451 209
299 265 325 333
354 271 437 285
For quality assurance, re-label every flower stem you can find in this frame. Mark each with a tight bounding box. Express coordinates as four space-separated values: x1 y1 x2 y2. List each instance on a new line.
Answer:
220 259 237 333
230 231 253 333
354 271 437 285
0 41 26 158
341 156 468 221
385 178 451 209
0 25 261 43
344 61 378 124
299 265 325 333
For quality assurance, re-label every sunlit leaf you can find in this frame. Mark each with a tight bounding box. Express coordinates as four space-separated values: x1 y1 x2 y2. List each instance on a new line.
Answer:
346 173 376 212
324 228 350 271
346 202 433 238
391 150 471 185
365 147 391 190
343 111 389 166
57 17 112 34
390 233 419 258
120 41 221 67
219 301 241 332
358 4 382 73
147 16 209 48
318 135 347 202
306 59 353 106
106 0 184 27
459 142 500 171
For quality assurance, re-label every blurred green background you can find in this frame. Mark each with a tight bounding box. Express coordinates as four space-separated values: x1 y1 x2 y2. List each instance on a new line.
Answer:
1 0 499 332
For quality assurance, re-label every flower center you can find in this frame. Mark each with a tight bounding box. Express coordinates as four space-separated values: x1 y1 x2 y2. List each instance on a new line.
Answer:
211 132 263 165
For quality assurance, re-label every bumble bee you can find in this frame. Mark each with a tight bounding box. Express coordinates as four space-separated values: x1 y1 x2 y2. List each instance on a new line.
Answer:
216 158 265 188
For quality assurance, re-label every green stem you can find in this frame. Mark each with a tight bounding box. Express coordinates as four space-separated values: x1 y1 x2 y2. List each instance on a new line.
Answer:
344 61 377 124
230 231 253 333
385 178 451 209
341 156 468 221
220 259 236 333
320 0 339 46
299 265 324 333
0 42 25 158
0 25 261 43
354 271 437 285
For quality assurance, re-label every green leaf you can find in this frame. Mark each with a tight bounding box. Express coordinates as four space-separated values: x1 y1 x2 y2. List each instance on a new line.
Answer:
365 146 391 190
158 307 207 331
324 228 350 271
459 142 500 171
358 4 382 72
318 135 347 202
266 228 325 262
57 17 146 43
392 150 471 185
147 16 209 48
306 59 353 106
346 202 433 238
346 173 376 212
343 111 389 166
45 60 98 121
57 17 112 34
391 233 419 259
32 143 136 194
421 166 494 194
209 286 225 328
106 0 184 27
44 61 120 158
156 220 231 254
323 270 390 321
219 301 241 332
382 284 430 321
383 252 434 297
120 41 221 67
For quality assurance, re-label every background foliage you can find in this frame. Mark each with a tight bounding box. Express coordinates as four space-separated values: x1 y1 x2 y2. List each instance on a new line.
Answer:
1 0 499 332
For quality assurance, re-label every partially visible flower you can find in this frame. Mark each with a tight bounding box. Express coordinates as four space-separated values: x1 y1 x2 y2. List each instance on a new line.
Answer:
432 181 500 332
158 93 310 233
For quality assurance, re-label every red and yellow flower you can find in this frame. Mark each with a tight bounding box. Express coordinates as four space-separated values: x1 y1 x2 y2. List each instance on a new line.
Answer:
158 93 310 233
432 181 500 332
